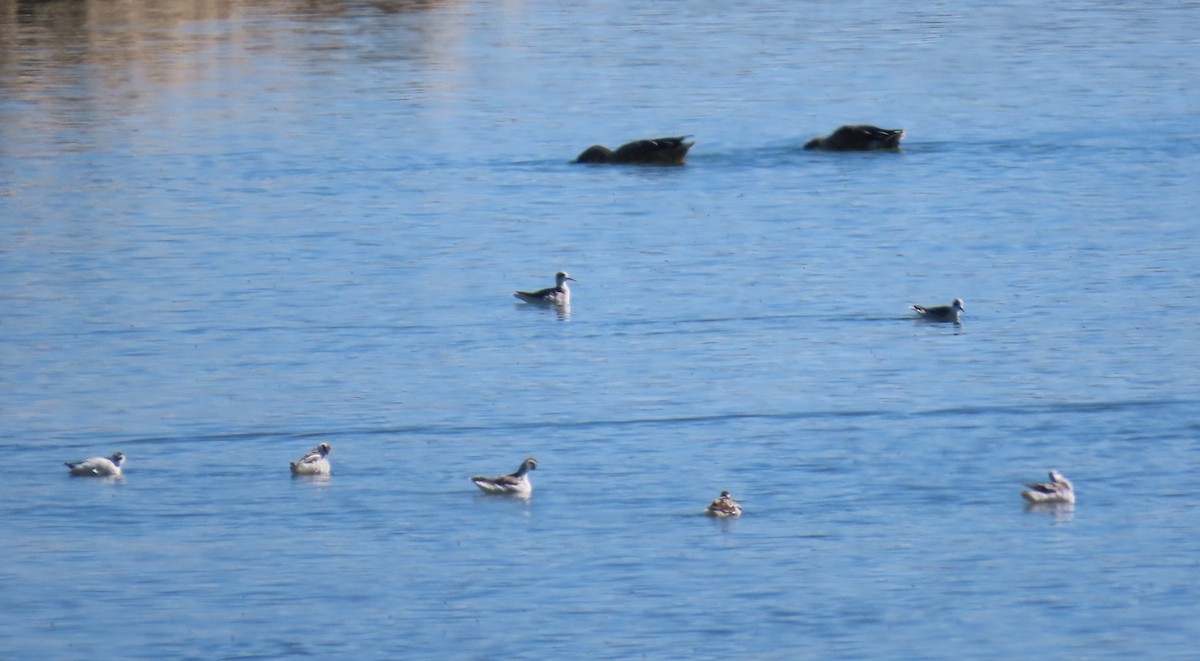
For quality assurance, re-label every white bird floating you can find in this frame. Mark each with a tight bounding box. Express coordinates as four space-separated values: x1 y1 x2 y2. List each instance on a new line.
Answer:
470 457 537 497
513 272 576 306
706 491 743 517
64 452 125 478
1021 469 1075 505
290 443 332 476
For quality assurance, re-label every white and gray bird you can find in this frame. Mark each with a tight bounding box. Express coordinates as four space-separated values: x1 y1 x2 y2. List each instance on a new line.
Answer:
65 452 125 478
513 272 576 306
470 457 538 497
1021 470 1075 505
911 298 965 323
290 443 332 476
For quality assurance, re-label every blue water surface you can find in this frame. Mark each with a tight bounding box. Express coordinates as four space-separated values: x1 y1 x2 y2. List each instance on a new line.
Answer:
1 1 1198 658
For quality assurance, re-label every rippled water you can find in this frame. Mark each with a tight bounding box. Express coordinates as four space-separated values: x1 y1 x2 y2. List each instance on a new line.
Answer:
2 1 1199 658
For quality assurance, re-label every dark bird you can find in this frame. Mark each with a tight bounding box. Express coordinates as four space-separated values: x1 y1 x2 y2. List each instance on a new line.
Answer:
575 136 694 165
804 125 904 151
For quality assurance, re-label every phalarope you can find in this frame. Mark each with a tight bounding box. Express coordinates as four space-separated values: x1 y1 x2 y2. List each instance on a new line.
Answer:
575 136 694 165
471 457 537 496
911 298 965 323
65 452 125 477
706 491 743 517
804 125 905 151
290 443 332 476
1022 470 1075 505
514 272 576 306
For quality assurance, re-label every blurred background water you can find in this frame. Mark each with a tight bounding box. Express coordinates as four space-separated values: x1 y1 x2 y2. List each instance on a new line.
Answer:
1 0 1199 658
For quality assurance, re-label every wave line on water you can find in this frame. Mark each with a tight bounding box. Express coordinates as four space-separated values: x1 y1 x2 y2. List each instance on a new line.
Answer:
61 397 1193 450
911 398 1193 419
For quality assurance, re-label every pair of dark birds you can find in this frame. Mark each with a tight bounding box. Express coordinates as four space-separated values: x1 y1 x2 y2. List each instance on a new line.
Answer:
574 125 904 165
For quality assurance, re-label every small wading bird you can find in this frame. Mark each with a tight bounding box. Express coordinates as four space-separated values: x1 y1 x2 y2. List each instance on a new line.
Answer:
911 298 965 323
290 443 332 476
471 457 538 497
64 452 125 477
804 125 905 151
706 491 743 517
513 271 576 306
575 136 694 165
1022 470 1075 505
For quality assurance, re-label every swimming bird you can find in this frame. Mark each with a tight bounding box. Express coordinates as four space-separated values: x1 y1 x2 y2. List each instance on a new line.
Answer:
804 125 905 151
64 452 125 477
575 136 694 165
911 298 965 323
290 443 332 476
1022 470 1075 505
706 491 743 517
513 271 576 306
470 457 537 496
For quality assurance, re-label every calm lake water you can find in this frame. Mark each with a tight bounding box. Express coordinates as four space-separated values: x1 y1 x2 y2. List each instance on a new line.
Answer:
2 0 1199 658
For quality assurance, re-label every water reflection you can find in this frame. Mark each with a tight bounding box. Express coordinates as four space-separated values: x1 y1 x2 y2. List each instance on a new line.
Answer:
0 0 460 169
0 0 452 96
283 0 448 18
472 492 533 506
514 302 571 322
1023 502 1075 522
66 474 125 484
291 473 332 486
707 513 741 532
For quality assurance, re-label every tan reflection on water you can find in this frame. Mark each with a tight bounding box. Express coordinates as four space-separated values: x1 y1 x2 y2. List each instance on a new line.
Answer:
0 0 465 155
0 0 454 97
